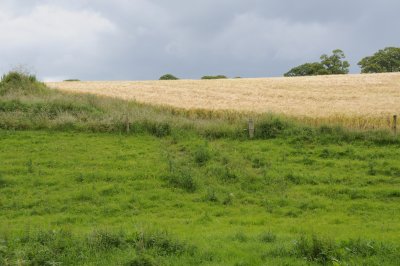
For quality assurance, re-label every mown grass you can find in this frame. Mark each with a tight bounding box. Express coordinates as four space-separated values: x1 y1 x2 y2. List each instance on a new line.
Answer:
0 72 400 265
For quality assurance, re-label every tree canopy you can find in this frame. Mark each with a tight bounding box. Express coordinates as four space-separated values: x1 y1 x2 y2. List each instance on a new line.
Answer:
358 47 400 73
159 74 179 80
284 49 350 77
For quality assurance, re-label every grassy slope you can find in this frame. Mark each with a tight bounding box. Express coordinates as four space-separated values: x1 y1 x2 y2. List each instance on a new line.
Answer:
1 72 400 265
1 130 400 265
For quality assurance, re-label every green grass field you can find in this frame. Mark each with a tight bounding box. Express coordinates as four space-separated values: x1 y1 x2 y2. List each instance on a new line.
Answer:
1 130 400 265
0 72 400 265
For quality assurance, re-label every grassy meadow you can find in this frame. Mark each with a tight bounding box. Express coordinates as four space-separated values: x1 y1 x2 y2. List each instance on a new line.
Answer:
0 72 400 265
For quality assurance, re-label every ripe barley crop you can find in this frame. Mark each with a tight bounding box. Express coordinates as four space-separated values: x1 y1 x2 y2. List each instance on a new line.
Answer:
47 73 400 129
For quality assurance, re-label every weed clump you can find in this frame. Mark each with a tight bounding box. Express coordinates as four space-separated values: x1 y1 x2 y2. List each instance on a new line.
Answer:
256 118 287 139
163 170 197 192
204 189 218 202
293 235 339 264
87 230 126 250
126 254 158 266
291 235 397 264
146 122 171 138
259 232 277 243
194 144 210 166
135 230 194 256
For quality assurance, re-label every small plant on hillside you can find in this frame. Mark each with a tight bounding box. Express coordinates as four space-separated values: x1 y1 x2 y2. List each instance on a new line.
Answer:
147 122 171 138
257 118 287 139
163 170 197 193
259 231 277 243
159 74 179 80
194 144 210 166
126 254 158 266
204 189 218 202
293 235 339 264
0 173 7 188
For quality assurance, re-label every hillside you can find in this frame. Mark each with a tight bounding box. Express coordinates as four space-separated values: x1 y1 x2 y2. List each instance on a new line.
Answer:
1 72 400 265
1 130 400 265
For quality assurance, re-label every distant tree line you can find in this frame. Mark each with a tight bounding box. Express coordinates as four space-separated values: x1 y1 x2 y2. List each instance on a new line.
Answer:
285 46 400 77
159 74 229 80
160 46 400 79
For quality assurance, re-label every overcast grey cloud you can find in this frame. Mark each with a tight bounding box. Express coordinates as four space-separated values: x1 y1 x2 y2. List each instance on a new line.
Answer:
0 0 399 80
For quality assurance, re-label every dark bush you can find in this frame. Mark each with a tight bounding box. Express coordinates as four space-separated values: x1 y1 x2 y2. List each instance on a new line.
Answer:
159 74 179 80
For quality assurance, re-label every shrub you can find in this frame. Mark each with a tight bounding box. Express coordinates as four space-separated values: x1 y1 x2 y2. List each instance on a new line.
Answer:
0 70 45 95
159 74 179 80
64 79 81 82
1 71 37 84
201 75 227 80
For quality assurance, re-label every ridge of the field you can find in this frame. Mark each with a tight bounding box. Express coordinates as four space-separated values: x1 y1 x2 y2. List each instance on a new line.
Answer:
47 73 400 118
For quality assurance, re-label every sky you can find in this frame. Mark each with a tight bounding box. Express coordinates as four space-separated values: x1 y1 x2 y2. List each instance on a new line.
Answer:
0 0 399 81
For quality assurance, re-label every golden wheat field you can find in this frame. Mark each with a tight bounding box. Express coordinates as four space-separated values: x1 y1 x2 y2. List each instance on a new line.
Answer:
47 73 400 129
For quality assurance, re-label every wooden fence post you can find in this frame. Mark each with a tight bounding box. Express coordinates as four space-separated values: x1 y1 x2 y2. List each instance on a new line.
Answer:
126 114 130 134
394 115 397 136
248 119 254 139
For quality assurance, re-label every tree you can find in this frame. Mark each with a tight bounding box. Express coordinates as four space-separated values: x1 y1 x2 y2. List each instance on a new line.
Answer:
201 75 227 79
284 62 328 77
358 47 400 73
320 49 350 74
159 74 179 80
284 49 350 77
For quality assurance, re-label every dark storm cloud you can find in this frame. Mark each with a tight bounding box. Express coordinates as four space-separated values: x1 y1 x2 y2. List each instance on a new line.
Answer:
0 0 399 80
